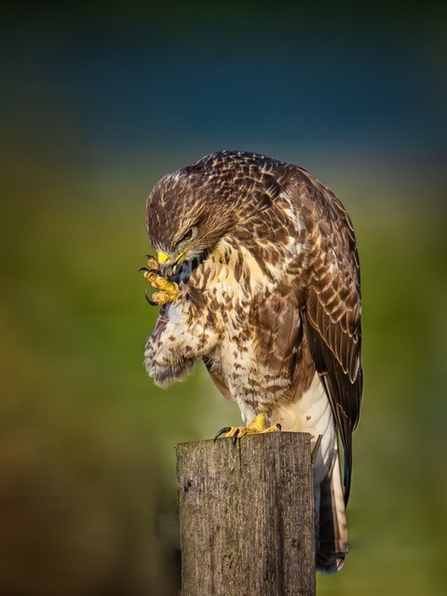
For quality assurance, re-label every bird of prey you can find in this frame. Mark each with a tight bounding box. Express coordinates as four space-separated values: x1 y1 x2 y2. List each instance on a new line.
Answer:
142 150 362 574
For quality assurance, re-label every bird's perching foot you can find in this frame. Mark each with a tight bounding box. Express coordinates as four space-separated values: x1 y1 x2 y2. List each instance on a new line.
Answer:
214 412 281 444
140 256 180 306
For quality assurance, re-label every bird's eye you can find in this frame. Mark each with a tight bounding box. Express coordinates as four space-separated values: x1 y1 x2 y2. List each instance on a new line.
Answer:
178 227 196 245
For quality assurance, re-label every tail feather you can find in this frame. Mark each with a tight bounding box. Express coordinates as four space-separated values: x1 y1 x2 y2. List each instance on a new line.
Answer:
315 452 348 574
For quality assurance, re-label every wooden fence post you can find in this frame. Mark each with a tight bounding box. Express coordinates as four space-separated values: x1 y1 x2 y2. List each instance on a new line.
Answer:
177 432 316 596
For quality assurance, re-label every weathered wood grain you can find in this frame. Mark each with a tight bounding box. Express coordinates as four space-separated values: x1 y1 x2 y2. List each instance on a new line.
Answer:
177 432 315 596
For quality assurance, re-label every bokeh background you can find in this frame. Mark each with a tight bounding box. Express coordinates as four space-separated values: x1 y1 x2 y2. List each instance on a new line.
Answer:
1 2 446 594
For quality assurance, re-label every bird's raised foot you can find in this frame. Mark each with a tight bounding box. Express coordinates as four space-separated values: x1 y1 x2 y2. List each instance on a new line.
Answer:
143 256 160 272
140 258 180 306
214 412 281 444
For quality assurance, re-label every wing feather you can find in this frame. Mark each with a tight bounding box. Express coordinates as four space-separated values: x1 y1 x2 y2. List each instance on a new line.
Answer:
289 167 363 503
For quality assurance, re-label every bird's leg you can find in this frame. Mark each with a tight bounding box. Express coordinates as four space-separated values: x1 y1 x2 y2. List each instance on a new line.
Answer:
140 257 180 306
214 412 281 443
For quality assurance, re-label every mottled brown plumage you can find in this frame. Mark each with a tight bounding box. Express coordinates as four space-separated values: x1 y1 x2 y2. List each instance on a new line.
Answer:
143 150 362 573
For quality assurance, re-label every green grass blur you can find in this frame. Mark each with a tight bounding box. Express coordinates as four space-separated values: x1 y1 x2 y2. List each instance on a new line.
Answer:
1 3 446 594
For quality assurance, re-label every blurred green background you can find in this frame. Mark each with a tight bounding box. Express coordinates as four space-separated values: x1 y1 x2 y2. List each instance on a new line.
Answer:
1 2 446 594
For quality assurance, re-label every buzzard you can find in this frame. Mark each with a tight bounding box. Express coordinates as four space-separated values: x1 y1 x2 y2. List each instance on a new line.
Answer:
142 150 362 574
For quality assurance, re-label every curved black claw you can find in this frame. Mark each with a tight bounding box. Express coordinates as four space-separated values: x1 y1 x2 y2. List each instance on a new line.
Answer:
232 428 240 445
139 266 160 275
214 426 232 441
276 423 282 431
144 289 158 306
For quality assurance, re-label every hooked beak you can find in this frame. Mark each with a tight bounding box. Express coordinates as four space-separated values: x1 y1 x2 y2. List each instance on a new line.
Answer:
159 245 195 268
157 251 170 264
144 244 207 287
152 245 198 281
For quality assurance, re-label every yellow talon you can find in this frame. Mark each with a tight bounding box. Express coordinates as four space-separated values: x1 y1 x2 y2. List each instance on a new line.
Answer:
146 256 160 271
214 412 281 442
149 290 176 306
141 258 180 305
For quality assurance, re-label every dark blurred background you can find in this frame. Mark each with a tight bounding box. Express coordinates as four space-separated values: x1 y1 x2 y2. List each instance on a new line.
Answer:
1 2 446 594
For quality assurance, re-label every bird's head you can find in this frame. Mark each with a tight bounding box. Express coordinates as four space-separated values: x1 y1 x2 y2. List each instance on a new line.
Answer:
146 151 279 281
145 151 282 283
145 172 229 284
